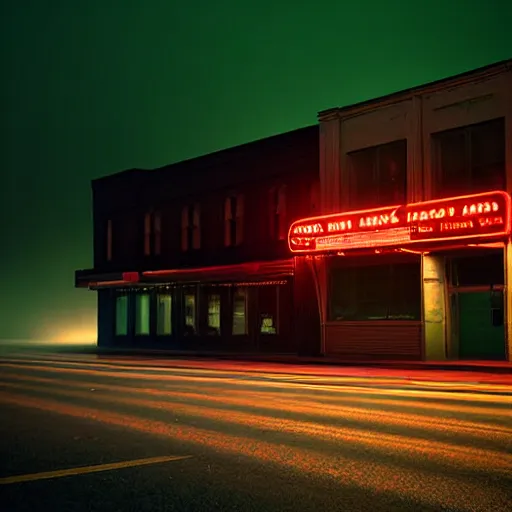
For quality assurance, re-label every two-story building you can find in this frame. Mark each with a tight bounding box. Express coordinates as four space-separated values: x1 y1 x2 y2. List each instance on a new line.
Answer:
289 59 512 361
75 126 321 355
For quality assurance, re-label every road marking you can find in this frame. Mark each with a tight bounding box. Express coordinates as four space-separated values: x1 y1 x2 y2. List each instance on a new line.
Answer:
0 455 192 485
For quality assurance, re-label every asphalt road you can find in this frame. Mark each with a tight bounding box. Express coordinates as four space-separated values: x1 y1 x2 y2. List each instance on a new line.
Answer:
0 344 511 512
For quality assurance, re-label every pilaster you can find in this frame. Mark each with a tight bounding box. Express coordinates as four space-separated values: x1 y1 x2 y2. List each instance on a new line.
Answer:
422 254 448 360
318 112 341 214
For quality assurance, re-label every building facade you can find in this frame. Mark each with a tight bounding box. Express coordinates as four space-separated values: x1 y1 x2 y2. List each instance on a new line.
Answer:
76 126 321 355
289 59 512 361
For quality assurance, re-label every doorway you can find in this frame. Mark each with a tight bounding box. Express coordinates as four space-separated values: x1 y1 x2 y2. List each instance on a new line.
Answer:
448 250 506 360
458 290 505 360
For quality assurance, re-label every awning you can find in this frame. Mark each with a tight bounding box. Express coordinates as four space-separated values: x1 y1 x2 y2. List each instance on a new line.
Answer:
142 259 294 284
76 259 294 290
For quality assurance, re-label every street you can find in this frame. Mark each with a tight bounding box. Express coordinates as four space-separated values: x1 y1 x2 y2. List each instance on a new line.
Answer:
0 344 511 512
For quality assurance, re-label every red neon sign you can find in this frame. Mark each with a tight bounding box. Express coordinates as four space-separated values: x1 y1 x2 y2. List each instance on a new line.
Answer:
288 191 511 253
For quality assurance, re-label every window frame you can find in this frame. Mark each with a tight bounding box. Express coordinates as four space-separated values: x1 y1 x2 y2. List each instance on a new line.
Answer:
115 293 128 336
207 293 221 335
432 117 506 198
181 204 201 251
134 293 151 335
232 287 248 335
269 185 287 240
224 194 244 246
183 291 197 334
347 139 407 210
156 293 172 336
329 263 421 322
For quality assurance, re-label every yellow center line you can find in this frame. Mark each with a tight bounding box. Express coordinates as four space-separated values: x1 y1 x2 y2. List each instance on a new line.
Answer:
0 455 192 485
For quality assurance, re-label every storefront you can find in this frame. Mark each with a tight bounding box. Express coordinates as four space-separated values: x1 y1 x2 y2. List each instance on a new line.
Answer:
288 190 511 361
83 259 297 353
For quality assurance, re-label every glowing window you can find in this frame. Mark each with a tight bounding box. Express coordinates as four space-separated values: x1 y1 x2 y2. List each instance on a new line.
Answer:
184 293 196 334
207 294 221 335
156 294 172 335
259 286 278 335
232 288 248 335
115 294 128 336
135 293 150 335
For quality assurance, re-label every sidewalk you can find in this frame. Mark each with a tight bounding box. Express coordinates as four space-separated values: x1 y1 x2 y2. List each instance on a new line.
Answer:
94 347 512 374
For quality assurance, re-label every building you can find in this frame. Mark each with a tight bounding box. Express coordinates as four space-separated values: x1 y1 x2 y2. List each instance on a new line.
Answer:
289 59 512 361
75 126 321 355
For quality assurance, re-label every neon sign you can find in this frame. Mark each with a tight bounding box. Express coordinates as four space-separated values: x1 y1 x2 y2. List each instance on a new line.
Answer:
288 191 511 253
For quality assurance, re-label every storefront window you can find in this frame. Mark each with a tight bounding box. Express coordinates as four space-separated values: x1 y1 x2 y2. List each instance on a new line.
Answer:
329 263 421 321
156 294 172 335
232 288 248 335
135 293 150 335
207 294 221 335
184 293 196 334
115 294 128 336
259 286 278 335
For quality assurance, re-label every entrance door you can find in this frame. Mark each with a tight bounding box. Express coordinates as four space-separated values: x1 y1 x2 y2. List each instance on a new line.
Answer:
458 291 505 360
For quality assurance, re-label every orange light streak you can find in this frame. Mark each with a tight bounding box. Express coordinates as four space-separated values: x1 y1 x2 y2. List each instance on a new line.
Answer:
6 373 511 442
1 360 511 400
0 390 510 512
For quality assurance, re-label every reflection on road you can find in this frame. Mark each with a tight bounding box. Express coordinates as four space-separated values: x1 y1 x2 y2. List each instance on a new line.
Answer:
0 352 511 511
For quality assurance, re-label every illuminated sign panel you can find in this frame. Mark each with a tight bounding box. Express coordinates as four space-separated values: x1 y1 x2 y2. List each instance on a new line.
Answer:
288 191 511 253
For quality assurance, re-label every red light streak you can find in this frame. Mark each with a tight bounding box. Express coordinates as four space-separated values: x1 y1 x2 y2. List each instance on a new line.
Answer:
289 191 511 253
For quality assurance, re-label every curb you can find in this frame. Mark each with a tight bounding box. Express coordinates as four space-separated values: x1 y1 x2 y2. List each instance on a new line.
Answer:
91 348 512 375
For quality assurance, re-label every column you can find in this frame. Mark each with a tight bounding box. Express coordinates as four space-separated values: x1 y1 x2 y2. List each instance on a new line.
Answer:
408 95 424 203
422 254 447 360
504 242 512 362
318 111 341 214
309 255 328 355
503 69 512 362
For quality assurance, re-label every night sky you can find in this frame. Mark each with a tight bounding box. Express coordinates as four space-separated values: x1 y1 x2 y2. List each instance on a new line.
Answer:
2 1 511 342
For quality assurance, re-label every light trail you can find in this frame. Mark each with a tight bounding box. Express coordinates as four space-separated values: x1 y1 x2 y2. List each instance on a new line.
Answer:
0 390 509 512
3 373 511 441
2 380 511 477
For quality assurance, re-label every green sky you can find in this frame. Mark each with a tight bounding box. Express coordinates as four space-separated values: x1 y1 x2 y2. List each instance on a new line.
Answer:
1 0 511 341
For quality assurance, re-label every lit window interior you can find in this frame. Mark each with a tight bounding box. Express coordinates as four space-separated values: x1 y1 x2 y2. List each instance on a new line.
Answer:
157 294 172 335
207 294 221 335
135 293 150 335
115 294 128 336
232 289 248 335
184 293 196 334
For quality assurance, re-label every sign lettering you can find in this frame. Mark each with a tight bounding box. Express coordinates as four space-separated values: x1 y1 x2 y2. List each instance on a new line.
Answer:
288 191 511 253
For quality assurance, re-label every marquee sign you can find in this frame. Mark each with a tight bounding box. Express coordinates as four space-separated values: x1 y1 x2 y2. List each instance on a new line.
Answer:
288 190 511 254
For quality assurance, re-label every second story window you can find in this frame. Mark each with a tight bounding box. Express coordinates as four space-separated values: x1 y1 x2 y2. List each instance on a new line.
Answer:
106 219 113 261
144 211 162 256
432 117 505 198
269 185 287 240
181 204 201 251
224 194 244 247
348 139 407 210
